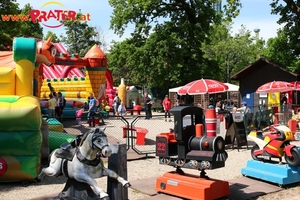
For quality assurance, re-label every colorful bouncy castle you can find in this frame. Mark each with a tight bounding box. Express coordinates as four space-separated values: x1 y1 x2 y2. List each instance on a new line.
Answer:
0 38 42 181
39 43 115 106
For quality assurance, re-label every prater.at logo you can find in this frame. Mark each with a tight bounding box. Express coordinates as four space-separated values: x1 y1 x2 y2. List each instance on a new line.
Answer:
1 1 91 28
30 1 91 28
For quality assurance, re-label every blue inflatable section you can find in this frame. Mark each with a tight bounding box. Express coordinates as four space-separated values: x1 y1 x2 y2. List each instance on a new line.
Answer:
241 160 300 186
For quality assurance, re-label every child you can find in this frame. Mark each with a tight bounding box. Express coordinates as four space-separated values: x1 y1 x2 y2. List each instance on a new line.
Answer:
48 83 55 95
75 108 84 127
72 101 77 108
118 102 126 116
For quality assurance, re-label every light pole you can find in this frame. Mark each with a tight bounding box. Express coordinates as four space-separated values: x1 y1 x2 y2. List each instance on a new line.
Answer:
226 58 230 100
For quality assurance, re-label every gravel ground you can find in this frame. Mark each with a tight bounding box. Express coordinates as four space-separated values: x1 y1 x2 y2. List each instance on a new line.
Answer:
2 141 300 200
1 113 300 200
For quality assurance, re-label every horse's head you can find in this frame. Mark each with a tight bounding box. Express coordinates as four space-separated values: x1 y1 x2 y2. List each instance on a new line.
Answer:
90 127 112 158
36 37 56 66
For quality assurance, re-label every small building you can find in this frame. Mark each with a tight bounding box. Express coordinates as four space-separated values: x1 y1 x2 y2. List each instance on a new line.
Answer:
231 58 299 110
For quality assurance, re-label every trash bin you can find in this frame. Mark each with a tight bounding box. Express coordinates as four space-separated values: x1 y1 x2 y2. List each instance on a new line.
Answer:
135 128 148 145
95 117 100 125
288 119 297 135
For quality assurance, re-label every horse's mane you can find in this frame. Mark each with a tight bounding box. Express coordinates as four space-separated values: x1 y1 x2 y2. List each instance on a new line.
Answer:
78 128 105 146
78 129 92 146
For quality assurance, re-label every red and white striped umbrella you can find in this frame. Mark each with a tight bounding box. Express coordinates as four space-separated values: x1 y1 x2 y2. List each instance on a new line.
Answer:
177 79 229 95
290 81 300 91
256 81 295 93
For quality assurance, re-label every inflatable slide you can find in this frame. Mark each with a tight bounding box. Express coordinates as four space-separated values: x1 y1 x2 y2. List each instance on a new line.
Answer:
0 38 42 181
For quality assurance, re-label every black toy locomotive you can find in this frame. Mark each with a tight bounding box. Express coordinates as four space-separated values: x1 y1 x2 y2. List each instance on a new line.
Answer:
156 106 228 172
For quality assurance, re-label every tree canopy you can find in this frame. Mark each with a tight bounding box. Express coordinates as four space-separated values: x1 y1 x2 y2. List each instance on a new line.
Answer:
202 23 264 83
0 1 43 50
260 29 300 73
270 0 300 59
108 0 242 92
44 31 60 43
59 14 100 57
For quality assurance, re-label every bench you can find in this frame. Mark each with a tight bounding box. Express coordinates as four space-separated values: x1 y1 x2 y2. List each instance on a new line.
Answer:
126 109 141 115
121 126 149 145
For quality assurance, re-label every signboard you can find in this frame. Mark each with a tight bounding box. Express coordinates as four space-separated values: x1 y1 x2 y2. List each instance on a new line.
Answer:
232 113 248 150
225 113 248 151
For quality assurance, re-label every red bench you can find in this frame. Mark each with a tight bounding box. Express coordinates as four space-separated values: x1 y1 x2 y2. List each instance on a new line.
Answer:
126 109 141 115
121 126 148 145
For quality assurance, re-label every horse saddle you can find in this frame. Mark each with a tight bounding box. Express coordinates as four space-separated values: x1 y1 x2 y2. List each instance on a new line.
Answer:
55 143 76 161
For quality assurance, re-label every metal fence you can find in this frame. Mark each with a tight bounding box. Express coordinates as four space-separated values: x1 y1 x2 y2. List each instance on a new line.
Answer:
42 103 299 158
42 111 172 156
232 104 297 131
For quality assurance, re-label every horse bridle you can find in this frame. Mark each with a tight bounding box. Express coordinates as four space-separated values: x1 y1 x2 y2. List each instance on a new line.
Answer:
75 128 108 166
92 131 109 150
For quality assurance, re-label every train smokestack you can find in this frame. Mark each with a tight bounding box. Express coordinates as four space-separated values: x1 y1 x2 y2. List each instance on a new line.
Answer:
205 108 217 137
195 124 203 137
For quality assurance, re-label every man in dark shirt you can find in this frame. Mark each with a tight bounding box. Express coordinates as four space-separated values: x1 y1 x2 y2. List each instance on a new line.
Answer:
144 92 152 119
280 93 287 112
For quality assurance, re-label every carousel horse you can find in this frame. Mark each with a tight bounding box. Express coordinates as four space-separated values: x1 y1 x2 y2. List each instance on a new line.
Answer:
36 127 130 200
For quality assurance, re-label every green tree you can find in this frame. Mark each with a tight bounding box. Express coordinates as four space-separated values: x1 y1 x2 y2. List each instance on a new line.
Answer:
271 0 300 17
260 29 300 73
107 39 136 86
44 31 60 43
60 14 100 57
0 2 43 50
270 0 300 56
202 23 264 83
18 4 43 39
108 0 242 90
0 0 20 50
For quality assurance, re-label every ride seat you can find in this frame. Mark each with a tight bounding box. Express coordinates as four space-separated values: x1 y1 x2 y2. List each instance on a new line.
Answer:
274 129 286 141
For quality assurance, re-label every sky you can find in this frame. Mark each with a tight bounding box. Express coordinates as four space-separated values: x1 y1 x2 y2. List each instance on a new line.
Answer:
15 0 284 49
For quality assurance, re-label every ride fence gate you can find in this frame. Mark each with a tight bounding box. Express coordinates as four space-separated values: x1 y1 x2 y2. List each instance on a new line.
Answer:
43 113 170 157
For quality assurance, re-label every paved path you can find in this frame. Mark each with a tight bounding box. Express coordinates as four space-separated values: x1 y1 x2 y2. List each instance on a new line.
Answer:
130 175 283 200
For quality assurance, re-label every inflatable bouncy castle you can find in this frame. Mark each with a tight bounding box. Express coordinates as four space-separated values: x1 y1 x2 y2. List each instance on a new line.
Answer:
39 43 116 107
0 37 113 182
0 38 43 181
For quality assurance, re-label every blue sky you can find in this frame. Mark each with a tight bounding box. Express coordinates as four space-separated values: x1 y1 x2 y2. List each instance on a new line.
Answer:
15 0 283 48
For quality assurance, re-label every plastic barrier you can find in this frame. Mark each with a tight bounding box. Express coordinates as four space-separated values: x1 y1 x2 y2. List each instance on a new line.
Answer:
48 131 76 152
47 118 64 132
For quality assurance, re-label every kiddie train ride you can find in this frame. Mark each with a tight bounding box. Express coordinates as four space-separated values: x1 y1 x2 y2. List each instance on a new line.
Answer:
241 125 300 186
156 106 230 200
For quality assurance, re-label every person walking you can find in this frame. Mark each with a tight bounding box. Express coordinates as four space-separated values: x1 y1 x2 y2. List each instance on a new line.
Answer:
118 102 127 116
48 83 55 95
57 92 64 122
280 93 287 112
144 92 152 119
48 93 56 118
87 93 97 127
162 95 172 122
113 94 120 116
75 108 84 127
53 92 61 120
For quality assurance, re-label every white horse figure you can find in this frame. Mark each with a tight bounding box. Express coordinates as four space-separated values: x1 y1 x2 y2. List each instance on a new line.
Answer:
37 127 130 200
